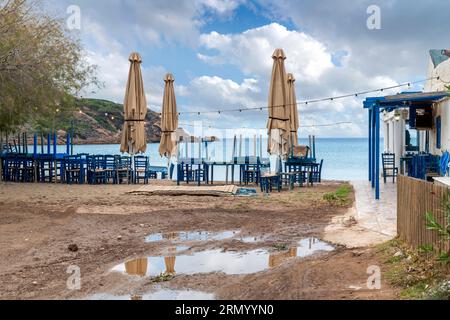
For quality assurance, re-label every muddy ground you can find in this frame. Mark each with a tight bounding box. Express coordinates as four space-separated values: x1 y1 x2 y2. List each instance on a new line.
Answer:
0 181 397 300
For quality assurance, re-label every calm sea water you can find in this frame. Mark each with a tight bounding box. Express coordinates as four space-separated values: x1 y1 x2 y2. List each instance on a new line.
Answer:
47 138 372 181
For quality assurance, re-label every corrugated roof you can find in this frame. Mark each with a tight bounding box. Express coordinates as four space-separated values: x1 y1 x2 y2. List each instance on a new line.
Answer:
364 91 450 108
383 91 449 102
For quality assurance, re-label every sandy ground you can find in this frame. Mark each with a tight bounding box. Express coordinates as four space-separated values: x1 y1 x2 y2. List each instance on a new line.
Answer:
0 181 397 300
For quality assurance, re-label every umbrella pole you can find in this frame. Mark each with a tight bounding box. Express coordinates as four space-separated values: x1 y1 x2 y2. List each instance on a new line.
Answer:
167 157 171 180
239 135 242 157
253 134 257 157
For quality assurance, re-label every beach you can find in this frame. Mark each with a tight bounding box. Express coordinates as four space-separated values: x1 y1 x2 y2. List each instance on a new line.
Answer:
0 181 397 300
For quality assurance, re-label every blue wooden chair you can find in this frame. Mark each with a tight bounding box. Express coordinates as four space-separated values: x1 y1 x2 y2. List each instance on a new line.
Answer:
241 157 262 186
134 156 150 184
382 153 398 183
63 155 84 184
310 160 324 183
104 155 119 184
260 173 282 193
37 155 55 183
117 156 133 184
87 155 107 184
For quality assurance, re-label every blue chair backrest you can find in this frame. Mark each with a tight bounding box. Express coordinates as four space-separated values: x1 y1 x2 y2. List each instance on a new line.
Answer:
88 155 106 170
105 155 118 169
119 156 132 169
134 156 149 170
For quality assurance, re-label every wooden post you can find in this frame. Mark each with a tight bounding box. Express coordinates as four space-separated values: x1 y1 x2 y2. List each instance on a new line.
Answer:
17 133 21 154
40 133 44 154
47 133 51 154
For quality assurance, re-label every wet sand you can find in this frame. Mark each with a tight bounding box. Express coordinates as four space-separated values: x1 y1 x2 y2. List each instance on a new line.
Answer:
0 181 397 300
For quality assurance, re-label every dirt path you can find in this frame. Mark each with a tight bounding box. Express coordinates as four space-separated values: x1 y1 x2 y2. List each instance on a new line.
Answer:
0 182 397 300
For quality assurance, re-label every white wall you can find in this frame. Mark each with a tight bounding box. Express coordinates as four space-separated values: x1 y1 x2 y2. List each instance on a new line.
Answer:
429 99 450 155
424 57 450 92
383 112 406 168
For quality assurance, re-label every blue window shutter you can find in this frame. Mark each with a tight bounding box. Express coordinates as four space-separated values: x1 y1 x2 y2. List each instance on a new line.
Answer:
436 116 441 149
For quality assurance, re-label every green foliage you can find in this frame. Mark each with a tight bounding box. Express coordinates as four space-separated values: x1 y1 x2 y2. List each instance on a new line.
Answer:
323 184 352 206
425 190 450 264
380 239 449 300
153 273 173 282
273 243 289 251
0 0 99 133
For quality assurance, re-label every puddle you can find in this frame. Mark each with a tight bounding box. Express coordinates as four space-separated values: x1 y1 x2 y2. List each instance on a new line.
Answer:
236 188 258 197
112 238 334 277
89 289 215 300
112 249 270 276
146 230 239 243
296 238 335 257
235 235 266 243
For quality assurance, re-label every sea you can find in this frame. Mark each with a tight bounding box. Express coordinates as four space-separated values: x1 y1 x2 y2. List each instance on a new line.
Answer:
48 138 372 181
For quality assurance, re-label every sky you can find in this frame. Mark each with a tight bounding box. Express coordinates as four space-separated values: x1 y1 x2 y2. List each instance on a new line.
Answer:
44 0 450 138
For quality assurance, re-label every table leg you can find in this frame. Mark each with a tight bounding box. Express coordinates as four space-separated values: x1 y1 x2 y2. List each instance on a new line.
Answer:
225 165 229 185
231 165 235 185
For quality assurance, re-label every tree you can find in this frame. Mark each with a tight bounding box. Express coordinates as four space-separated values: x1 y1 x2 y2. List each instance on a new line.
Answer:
0 0 99 134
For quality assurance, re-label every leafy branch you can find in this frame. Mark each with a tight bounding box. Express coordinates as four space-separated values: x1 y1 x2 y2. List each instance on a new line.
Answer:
425 191 450 263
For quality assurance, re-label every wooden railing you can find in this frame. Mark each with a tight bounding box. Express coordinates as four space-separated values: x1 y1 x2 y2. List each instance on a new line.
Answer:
397 175 449 253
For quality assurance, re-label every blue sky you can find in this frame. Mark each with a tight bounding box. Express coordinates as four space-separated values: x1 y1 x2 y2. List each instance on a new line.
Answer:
46 0 450 137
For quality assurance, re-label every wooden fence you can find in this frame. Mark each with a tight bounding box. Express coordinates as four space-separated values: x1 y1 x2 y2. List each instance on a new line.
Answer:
398 175 449 253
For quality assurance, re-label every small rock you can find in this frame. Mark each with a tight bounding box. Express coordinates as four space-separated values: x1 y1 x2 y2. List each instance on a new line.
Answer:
352 251 363 257
32 281 38 285
68 244 79 252
348 286 362 291
117 236 122 241
406 255 413 262
343 217 357 227
394 251 404 258
139 224 145 228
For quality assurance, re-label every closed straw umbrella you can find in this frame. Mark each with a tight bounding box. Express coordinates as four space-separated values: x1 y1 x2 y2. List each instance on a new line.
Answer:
159 74 178 159
267 49 289 171
287 73 299 155
120 52 147 155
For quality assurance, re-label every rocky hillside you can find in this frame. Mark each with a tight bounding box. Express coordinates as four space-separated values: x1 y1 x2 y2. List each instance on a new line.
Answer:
63 99 161 144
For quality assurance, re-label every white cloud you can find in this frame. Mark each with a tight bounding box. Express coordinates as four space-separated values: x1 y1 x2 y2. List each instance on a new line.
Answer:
198 0 246 15
199 23 334 81
194 23 404 136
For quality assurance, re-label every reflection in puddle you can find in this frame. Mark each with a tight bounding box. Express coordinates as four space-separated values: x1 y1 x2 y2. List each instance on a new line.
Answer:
113 238 334 277
113 249 270 276
296 238 334 257
236 235 265 243
146 230 239 243
89 289 215 300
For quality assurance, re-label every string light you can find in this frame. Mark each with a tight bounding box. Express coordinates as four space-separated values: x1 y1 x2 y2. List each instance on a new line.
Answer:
155 77 439 116
178 121 353 130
